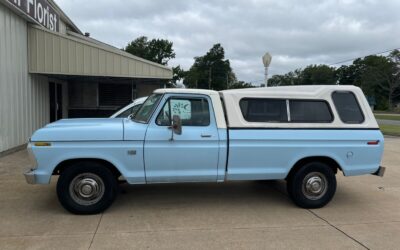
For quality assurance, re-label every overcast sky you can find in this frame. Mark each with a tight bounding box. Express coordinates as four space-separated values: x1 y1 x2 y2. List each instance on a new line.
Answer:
56 0 400 84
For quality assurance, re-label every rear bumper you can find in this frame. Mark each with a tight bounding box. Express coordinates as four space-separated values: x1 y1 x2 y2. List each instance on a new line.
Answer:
372 166 386 177
24 169 36 184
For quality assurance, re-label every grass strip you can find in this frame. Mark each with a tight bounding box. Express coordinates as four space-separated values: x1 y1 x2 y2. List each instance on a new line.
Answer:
379 124 400 136
374 114 400 121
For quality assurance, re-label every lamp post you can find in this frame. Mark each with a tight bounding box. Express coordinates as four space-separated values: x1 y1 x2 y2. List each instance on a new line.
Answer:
262 52 272 87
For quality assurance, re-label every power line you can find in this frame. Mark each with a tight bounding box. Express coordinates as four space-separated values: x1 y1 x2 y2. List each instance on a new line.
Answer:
250 47 400 83
329 47 400 66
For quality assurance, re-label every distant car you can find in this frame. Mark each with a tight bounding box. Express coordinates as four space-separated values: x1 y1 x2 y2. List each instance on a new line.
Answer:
110 96 147 118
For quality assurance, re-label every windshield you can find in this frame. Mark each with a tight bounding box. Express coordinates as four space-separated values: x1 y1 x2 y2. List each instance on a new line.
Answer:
133 94 162 123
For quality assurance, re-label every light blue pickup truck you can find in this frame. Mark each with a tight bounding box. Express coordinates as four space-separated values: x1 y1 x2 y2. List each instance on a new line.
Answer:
24 85 385 214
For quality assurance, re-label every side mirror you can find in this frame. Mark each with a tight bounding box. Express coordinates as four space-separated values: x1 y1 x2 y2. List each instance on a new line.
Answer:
171 115 182 135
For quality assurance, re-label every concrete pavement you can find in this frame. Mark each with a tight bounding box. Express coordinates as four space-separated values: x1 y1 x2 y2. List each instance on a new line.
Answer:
0 137 399 249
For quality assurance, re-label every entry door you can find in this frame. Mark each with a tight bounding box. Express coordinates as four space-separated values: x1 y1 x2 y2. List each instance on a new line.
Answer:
144 95 220 183
49 82 63 122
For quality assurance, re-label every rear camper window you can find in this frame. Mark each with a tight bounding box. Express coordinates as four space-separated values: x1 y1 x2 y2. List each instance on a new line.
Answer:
289 100 333 123
332 91 364 124
240 98 288 122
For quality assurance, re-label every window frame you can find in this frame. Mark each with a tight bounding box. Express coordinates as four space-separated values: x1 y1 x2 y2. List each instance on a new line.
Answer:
288 99 334 123
239 97 289 123
331 91 365 124
239 97 334 124
155 96 212 127
133 93 163 124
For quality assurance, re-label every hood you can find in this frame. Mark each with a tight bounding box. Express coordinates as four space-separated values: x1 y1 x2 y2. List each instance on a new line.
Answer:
31 118 124 141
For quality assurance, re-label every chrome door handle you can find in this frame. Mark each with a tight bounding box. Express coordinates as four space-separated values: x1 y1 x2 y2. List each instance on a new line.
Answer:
201 134 212 138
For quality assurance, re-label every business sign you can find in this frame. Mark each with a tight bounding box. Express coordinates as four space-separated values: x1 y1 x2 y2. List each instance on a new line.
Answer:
7 0 59 32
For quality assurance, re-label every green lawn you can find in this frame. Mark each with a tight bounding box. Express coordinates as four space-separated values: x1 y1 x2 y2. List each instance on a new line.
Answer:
379 124 400 136
374 114 400 121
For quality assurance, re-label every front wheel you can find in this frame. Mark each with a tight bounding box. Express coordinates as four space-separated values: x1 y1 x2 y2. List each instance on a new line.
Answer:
287 162 336 208
56 162 118 214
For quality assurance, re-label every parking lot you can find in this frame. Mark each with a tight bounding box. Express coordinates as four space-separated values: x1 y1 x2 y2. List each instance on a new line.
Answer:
0 137 399 250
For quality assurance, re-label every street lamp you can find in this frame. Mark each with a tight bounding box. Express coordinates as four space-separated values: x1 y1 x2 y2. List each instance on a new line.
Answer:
262 52 272 87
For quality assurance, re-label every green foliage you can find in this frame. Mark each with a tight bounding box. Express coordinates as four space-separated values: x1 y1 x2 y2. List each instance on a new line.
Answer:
228 81 254 89
379 124 400 136
268 70 302 86
268 65 336 86
268 50 400 110
124 38 250 90
300 65 337 85
183 44 236 90
374 114 400 121
172 65 186 83
124 36 176 65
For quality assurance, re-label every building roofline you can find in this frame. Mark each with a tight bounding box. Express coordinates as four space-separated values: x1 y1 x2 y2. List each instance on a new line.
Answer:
29 24 172 78
48 0 82 34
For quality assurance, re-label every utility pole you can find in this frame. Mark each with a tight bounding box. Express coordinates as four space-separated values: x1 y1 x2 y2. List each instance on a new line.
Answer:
226 74 229 89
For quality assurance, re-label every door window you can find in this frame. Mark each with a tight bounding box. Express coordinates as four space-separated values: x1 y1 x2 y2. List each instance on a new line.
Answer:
156 97 210 126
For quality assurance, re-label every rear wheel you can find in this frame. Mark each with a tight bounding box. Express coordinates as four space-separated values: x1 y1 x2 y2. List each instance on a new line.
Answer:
287 162 336 208
56 162 118 214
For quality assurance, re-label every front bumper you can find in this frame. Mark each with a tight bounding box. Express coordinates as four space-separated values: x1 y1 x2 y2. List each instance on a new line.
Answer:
24 169 36 184
372 166 386 177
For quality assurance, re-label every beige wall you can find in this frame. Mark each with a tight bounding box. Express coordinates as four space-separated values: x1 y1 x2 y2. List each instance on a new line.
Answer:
0 3 49 153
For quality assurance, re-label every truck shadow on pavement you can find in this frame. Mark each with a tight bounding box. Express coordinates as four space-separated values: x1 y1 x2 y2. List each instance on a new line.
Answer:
109 181 293 212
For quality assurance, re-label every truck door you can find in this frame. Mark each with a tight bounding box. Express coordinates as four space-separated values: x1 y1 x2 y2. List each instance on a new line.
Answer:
144 94 219 183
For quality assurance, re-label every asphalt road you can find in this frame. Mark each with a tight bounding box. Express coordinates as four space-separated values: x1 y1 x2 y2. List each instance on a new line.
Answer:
377 119 400 126
0 137 399 249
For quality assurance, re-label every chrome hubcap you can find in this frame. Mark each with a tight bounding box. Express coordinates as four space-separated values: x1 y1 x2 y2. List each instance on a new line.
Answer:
69 173 105 206
302 172 327 200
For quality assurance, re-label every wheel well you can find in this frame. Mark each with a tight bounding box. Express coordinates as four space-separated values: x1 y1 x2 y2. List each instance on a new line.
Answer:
286 156 342 180
52 158 122 178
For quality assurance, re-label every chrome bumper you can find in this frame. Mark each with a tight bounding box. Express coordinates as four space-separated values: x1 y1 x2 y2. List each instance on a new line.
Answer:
24 169 36 184
372 166 386 177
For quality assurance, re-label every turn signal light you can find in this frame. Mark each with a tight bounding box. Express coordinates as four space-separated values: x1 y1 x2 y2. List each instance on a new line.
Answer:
34 142 51 147
367 140 380 145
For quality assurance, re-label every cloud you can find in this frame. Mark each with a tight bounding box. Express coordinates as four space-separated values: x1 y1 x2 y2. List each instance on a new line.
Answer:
56 0 400 83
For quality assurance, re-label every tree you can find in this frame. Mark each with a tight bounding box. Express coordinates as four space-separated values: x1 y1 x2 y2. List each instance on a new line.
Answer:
299 65 337 85
268 69 302 86
124 36 175 65
269 50 400 110
337 53 400 110
386 50 400 109
184 44 236 90
267 65 337 87
228 81 254 89
172 65 186 84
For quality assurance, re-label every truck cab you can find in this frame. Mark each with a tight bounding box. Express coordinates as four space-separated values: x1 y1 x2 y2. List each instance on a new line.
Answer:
129 89 227 183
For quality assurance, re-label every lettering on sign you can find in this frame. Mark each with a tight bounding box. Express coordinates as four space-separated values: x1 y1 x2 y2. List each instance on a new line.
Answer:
7 0 59 32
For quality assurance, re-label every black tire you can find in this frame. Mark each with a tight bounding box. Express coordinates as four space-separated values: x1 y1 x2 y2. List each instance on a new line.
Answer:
56 162 118 214
287 162 336 209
